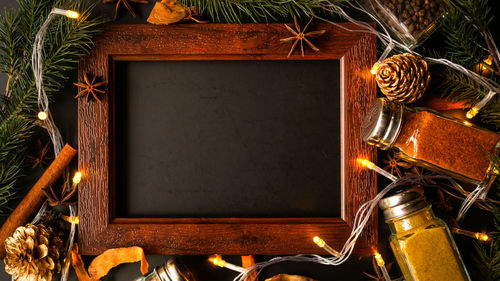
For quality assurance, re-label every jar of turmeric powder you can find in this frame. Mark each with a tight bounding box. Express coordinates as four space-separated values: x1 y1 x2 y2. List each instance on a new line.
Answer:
379 187 471 281
361 98 500 186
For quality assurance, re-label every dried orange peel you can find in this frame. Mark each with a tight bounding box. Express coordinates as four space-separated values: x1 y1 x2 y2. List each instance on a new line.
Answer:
88 246 149 280
71 244 91 281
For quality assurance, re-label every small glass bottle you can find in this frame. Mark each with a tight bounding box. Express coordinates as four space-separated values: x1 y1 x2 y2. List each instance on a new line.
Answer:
379 186 471 281
361 98 500 186
358 0 446 48
133 258 196 281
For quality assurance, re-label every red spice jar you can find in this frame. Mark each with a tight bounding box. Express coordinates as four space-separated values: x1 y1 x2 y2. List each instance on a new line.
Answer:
361 98 500 185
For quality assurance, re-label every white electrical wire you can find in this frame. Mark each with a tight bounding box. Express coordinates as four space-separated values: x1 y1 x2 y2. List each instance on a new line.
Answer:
31 8 78 281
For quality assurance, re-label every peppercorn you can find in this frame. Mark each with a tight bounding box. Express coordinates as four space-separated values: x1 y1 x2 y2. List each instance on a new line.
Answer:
367 0 445 41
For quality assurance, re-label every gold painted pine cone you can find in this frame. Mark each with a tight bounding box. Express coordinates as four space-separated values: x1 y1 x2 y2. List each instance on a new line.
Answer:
4 224 63 281
375 53 431 103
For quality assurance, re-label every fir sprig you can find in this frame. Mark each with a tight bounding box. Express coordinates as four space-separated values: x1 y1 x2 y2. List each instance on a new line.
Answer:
441 10 488 69
178 0 344 23
0 0 104 214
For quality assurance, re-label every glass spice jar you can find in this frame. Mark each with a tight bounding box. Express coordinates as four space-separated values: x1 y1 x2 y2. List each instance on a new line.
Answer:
133 258 196 281
361 98 500 186
379 186 471 281
358 0 445 47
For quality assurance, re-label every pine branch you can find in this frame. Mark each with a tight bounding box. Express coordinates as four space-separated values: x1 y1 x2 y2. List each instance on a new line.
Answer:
0 0 105 214
442 10 488 69
179 0 345 23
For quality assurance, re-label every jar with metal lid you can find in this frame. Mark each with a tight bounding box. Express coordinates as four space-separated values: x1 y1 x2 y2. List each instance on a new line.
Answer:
361 98 500 186
379 186 471 281
133 258 196 281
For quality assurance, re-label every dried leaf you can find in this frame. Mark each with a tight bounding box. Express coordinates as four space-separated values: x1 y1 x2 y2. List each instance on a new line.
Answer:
265 274 317 281
88 246 149 280
147 0 204 25
71 244 91 281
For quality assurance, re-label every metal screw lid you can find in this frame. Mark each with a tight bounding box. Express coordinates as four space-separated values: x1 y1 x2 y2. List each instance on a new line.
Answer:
134 258 196 281
361 98 404 149
378 186 430 220
158 258 196 281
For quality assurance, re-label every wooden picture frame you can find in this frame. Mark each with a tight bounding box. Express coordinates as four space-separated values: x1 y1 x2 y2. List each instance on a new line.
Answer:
77 23 377 255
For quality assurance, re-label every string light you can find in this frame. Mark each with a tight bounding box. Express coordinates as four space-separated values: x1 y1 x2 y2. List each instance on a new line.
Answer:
209 255 245 273
373 252 391 281
61 215 79 224
72 171 82 184
370 62 380 75
452 228 490 242
51 8 79 19
475 55 494 76
466 90 497 119
370 42 395 75
37 111 48 120
357 158 398 182
313 236 342 258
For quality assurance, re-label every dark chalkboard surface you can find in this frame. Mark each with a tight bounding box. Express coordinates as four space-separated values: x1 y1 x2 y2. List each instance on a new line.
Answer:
114 60 341 218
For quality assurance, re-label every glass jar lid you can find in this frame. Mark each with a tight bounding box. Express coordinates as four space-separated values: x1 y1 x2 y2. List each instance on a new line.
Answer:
361 98 404 149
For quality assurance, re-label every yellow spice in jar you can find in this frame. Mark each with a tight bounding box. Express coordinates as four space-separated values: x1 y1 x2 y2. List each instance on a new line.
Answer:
400 227 469 281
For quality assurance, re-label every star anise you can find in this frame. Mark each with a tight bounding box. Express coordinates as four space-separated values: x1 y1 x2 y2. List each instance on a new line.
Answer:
363 256 393 281
280 16 326 58
27 139 52 169
74 72 107 102
104 0 148 20
405 166 437 185
42 181 77 207
383 153 413 177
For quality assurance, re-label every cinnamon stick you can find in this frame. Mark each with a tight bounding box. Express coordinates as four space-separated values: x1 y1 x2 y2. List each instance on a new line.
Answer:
0 144 77 259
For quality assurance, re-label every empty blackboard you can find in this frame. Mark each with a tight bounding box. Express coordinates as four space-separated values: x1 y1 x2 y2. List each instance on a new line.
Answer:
114 60 341 218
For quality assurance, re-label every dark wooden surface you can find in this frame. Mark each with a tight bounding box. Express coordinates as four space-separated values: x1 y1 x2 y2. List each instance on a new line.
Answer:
77 23 377 255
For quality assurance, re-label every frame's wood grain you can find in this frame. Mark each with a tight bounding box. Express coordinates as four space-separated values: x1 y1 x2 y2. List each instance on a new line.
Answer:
78 23 377 255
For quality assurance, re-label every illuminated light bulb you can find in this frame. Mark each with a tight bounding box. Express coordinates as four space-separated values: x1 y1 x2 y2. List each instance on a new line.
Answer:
466 107 478 119
373 252 391 281
313 236 342 258
72 171 82 184
476 233 490 242
38 111 48 120
463 121 473 126
209 255 244 272
370 62 379 75
51 8 79 19
371 42 395 75
209 255 226 267
374 252 384 267
62 215 79 224
357 158 398 182
452 227 490 242
313 236 325 247
65 10 79 19
475 55 494 75
467 90 497 119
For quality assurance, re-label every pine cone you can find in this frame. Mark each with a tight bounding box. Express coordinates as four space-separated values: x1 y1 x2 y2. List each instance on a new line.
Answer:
375 53 431 103
4 224 64 281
